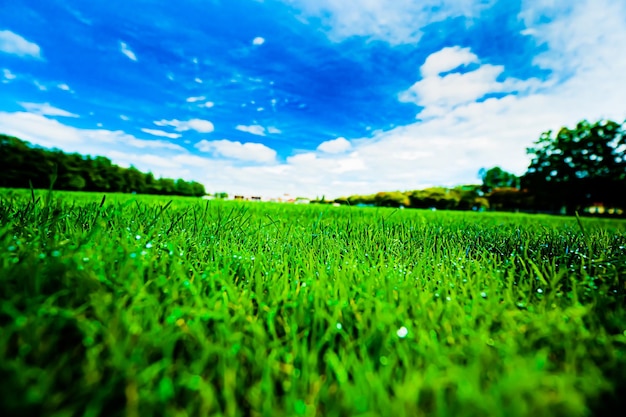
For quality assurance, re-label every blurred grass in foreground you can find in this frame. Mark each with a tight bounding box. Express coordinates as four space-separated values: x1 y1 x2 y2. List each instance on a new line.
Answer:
1 188 625 417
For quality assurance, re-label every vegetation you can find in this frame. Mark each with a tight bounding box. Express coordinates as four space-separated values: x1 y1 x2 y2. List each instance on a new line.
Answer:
330 186 489 211
522 120 626 214
0 135 206 197
479 167 520 193
329 119 625 216
1 189 625 417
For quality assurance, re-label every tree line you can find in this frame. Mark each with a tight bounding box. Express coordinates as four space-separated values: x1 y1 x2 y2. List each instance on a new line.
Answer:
0 134 206 197
2 118 624 213
317 119 626 216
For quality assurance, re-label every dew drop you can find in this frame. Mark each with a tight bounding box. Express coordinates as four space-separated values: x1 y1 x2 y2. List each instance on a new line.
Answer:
397 326 408 338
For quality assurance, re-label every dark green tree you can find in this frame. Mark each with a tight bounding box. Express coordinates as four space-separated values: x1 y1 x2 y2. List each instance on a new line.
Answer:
374 191 410 208
157 178 176 195
174 179 193 196
0 134 208 197
408 187 459 210
478 167 519 193
521 119 626 214
189 181 206 197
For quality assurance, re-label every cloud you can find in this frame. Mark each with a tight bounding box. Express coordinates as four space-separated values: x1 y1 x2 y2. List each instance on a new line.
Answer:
252 36 265 45
33 80 47 91
119 41 137 61
284 0 496 44
420 46 478 77
519 0 626 79
0 30 42 58
141 128 182 139
236 124 266 136
0 111 185 154
19 102 79 118
266 126 281 134
154 118 215 133
190 0 626 199
186 97 215 108
317 137 351 153
195 139 277 163
399 46 541 118
57 83 71 91
2 68 16 82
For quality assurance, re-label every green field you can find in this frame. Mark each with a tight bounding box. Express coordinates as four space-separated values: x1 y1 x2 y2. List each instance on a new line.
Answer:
1 189 625 417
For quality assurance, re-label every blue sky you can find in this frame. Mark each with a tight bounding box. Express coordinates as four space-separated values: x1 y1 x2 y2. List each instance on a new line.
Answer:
1 0 625 198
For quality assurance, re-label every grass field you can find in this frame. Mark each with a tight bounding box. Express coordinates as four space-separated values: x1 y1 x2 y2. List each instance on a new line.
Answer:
1 188 625 417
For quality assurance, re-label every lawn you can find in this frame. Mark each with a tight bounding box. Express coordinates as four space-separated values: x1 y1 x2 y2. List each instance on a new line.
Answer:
1 189 625 417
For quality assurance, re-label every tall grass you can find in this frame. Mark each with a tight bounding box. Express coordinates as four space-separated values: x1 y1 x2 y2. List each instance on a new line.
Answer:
1 189 625 417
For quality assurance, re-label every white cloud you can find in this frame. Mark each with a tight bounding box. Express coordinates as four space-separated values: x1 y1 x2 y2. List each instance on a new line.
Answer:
19 102 79 118
267 126 281 134
186 119 215 132
57 83 71 91
283 0 495 44
399 46 541 118
252 36 265 45
106 151 181 170
0 30 42 58
3 68 16 81
141 128 182 139
317 137 351 154
154 118 215 133
420 46 478 77
119 41 137 61
0 112 184 154
184 96 214 108
236 124 266 136
195 139 277 163
33 80 47 91
120 114 130 121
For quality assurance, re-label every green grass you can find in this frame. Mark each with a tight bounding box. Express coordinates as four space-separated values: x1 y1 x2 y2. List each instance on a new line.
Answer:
1 188 625 417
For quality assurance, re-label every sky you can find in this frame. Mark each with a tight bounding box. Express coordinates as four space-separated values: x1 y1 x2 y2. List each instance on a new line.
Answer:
1 0 625 199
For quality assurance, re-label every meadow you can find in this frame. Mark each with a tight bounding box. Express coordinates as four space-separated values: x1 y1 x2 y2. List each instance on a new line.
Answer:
1 188 625 417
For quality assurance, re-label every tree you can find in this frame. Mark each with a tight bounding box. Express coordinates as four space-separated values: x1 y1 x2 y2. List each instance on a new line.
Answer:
0 134 209 197
174 179 193 196
479 167 519 193
488 188 534 212
408 187 459 210
189 181 206 197
374 191 410 208
521 119 626 214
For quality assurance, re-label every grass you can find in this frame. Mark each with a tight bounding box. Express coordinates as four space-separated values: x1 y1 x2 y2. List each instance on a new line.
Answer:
1 188 625 417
